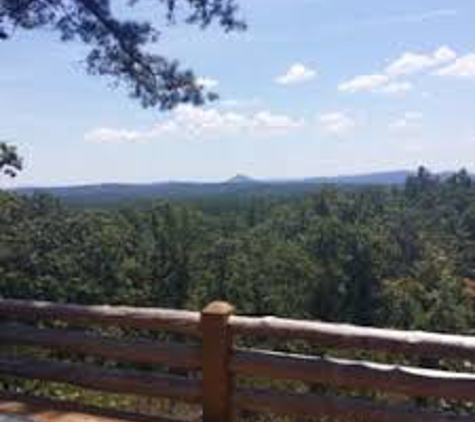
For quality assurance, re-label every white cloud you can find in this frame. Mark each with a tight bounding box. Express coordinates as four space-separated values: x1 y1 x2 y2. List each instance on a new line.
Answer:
317 112 356 136
85 105 303 143
385 46 456 77
379 81 413 95
436 54 475 80
168 106 247 135
252 111 303 131
339 76 412 95
84 128 143 143
221 97 262 108
275 63 317 85
339 46 458 95
389 111 423 131
196 77 219 89
338 74 389 93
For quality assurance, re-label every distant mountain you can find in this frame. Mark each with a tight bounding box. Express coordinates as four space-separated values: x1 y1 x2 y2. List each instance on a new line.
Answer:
226 174 257 184
305 171 411 185
12 170 414 206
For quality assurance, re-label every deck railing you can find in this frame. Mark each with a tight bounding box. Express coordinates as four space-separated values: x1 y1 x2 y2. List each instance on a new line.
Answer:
1 299 475 421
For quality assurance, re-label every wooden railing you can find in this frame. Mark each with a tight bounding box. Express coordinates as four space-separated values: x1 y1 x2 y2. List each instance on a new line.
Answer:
1 299 475 422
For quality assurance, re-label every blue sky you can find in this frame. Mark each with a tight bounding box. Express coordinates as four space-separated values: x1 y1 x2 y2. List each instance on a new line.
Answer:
1 0 475 187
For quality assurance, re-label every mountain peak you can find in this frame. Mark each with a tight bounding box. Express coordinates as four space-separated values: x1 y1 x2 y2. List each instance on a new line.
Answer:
226 174 256 184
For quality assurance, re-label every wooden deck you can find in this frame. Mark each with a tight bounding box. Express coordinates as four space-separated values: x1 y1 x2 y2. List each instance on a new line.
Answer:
0 394 181 422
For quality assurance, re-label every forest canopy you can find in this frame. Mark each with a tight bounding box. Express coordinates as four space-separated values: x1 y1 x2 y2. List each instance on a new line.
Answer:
1 167 474 334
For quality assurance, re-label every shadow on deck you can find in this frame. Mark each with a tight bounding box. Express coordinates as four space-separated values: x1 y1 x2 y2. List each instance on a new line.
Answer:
0 394 178 422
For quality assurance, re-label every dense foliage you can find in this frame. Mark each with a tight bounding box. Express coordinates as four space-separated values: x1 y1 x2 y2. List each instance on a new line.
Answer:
0 142 22 178
1 167 474 334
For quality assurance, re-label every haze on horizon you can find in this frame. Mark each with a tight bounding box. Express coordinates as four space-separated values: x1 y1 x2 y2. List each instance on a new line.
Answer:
1 0 475 187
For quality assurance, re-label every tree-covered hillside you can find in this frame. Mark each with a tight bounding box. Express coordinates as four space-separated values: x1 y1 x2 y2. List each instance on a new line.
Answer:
12 171 411 207
1 167 474 334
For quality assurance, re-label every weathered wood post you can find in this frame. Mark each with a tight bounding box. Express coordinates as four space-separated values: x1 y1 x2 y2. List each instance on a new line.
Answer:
201 301 235 422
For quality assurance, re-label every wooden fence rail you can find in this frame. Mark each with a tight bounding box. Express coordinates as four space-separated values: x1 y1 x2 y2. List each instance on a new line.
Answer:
1 298 475 422
230 314 475 359
0 357 202 403
233 388 475 422
0 299 201 335
0 322 202 369
232 349 475 401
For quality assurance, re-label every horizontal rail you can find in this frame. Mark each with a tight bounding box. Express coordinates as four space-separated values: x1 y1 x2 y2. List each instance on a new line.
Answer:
0 299 201 336
3 300 475 422
0 392 184 422
232 348 475 401
230 315 475 359
0 323 201 370
234 388 475 422
4 299 475 359
0 356 202 403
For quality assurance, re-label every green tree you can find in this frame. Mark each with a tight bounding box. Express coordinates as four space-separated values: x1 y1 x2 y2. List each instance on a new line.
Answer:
381 252 472 333
0 142 22 178
188 233 316 317
0 0 245 110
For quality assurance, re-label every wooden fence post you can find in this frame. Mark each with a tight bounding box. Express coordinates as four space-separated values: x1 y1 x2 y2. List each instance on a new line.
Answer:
201 301 235 422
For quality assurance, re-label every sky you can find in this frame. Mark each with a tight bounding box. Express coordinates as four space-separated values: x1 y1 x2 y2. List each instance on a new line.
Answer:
1 0 475 187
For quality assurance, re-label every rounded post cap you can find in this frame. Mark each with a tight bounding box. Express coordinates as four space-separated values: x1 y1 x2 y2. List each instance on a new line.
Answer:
202 301 235 316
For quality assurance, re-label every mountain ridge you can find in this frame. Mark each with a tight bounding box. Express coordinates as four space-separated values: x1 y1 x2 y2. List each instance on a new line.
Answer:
19 168 469 206
13 170 413 191
8 170 415 205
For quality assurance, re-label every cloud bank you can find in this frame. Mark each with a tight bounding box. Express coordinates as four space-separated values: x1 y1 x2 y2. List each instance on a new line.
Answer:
339 45 460 95
85 105 304 143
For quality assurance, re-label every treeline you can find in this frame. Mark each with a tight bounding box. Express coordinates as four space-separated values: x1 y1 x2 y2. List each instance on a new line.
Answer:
1 167 475 334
